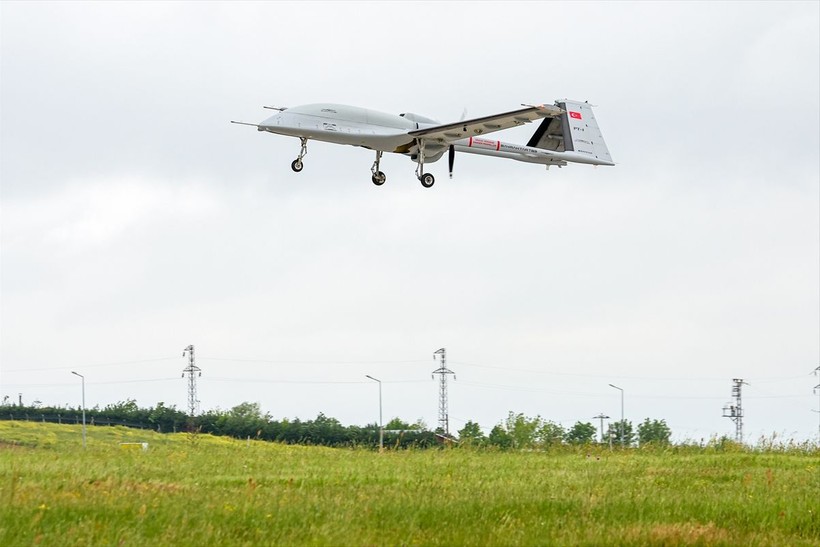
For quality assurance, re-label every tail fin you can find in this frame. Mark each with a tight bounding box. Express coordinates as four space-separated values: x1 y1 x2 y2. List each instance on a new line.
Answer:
527 100 613 165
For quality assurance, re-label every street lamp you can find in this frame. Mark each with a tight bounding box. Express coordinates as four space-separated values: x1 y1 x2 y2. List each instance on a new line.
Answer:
365 375 383 452
609 383 624 447
71 371 86 449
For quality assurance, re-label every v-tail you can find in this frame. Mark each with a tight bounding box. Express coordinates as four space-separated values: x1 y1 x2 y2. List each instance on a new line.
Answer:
452 100 614 170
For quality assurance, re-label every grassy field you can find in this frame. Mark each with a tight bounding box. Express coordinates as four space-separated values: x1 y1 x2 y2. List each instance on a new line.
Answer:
1 422 818 546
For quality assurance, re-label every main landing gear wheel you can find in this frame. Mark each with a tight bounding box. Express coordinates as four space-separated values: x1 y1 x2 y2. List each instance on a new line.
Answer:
414 139 434 188
291 159 304 172
371 171 386 186
370 151 386 186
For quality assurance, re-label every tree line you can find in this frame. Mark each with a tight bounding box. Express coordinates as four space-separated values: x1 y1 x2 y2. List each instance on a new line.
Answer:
0 400 672 448
458 412 671 448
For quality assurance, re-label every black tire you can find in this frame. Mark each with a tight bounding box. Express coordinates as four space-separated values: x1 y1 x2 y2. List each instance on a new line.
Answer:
420 173 435 188
291 160 304 172
372 171 386 186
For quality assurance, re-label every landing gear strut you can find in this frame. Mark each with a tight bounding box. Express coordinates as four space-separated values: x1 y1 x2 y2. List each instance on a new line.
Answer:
291 138 308 172
414 139 435 188
371 151 386 186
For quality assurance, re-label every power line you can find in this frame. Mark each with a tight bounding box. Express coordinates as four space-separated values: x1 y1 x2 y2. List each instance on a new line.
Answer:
449 360 808 383
457 380 808 400
4 357 178 373
6 355 809 385
207 377 425 385
199 357 428 365
4 374 809 401
3 377 180 388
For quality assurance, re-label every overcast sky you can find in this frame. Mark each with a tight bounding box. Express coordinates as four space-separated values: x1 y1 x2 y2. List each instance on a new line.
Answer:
2 1 819 443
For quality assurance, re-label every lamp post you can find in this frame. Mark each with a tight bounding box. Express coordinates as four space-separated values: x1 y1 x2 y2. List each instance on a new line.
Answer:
609 383 624 447
365 375 383 452
71 371 86 449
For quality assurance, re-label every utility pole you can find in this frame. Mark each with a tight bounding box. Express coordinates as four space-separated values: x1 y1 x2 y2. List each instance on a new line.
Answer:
593 413 610 444
365 375 383 452
70 371 86 449
608 384 624 447
182 345 201 429
813 365 820 441
722 378 749 443
432 348 456 436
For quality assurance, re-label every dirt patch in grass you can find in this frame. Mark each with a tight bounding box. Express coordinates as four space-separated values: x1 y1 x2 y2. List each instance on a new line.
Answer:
0 439 34 449
625 522 732 544
84 477 185 495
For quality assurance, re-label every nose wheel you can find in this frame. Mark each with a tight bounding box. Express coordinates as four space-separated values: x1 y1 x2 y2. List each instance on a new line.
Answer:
291 138 308 172
420 173 435 188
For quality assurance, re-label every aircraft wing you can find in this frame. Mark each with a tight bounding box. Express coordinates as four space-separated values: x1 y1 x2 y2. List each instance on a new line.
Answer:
407 104 563 142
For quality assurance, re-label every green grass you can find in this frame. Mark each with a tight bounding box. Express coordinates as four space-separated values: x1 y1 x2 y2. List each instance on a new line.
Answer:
1 422 818 546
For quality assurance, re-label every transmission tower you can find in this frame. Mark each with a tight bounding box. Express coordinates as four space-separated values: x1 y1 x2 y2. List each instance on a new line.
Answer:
722 378 749 443
432 348 456 436
182 345 202 418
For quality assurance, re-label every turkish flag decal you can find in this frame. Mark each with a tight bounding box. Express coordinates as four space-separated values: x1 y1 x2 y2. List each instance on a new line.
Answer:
569 111 582 120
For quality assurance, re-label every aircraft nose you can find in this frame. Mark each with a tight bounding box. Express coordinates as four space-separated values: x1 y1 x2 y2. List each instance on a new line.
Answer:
258 114 279 131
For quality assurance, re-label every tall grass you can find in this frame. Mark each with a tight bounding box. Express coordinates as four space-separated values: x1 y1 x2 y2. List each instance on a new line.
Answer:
1 422 818 546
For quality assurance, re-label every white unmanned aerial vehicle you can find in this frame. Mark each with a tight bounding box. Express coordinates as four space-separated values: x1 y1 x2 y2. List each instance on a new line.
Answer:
232 100 613 188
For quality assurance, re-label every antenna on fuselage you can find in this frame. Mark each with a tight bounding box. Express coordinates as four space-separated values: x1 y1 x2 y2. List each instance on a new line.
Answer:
230 121 261 128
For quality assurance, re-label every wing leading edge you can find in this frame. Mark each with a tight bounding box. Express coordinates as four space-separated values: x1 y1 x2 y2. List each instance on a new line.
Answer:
408 104 563 143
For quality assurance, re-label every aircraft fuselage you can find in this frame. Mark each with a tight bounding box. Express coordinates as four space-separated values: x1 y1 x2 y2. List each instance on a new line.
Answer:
258 103 610 167
235 100 613 187
259 104 422 153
